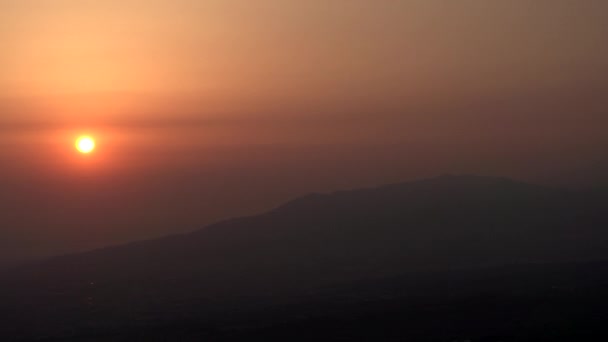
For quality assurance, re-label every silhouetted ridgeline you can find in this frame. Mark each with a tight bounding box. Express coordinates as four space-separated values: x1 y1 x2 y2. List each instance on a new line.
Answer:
1 175 608 341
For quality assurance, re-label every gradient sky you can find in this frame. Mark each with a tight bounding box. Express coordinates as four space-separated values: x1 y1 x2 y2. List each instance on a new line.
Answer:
1 0 608 265
2 1 608 118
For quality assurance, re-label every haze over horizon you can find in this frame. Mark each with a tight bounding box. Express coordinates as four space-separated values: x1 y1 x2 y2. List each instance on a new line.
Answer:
4 2 608 341
1 0 608 265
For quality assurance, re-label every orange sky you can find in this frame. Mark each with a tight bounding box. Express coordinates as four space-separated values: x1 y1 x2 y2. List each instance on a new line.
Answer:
2 1 608 121
1 0 608 152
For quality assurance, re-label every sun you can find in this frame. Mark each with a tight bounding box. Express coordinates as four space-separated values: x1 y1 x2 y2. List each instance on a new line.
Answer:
75 136 96 154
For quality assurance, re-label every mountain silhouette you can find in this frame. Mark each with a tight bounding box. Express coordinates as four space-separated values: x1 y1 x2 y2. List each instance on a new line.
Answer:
2 175 608 340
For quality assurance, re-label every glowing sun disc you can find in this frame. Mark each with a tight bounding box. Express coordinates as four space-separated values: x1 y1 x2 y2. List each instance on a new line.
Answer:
76 136 96 154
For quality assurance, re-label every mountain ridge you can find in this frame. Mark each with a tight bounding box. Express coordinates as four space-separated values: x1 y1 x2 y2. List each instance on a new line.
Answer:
4 175 605 284
2 174 608 340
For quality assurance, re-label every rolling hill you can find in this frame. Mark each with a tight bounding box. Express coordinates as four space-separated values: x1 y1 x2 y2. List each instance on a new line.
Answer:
2 175 608 340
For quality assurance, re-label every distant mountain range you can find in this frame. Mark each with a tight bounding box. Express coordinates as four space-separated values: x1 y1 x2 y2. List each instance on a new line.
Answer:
2 175 608 341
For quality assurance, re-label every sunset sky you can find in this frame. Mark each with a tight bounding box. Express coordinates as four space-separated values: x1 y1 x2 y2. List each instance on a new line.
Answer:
1 0 608 264
2 1 608 122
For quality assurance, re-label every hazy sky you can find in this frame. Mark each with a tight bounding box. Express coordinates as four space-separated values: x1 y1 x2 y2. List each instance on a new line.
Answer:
1 1 607 264
1 0 606 164
2 1 608 116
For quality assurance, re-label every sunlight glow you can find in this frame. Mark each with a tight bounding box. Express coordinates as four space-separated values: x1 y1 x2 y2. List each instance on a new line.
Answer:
75 136 96 154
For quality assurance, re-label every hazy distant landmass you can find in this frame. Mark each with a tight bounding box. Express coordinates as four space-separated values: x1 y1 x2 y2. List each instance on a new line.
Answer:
2 1 608 340
2 175 608 341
